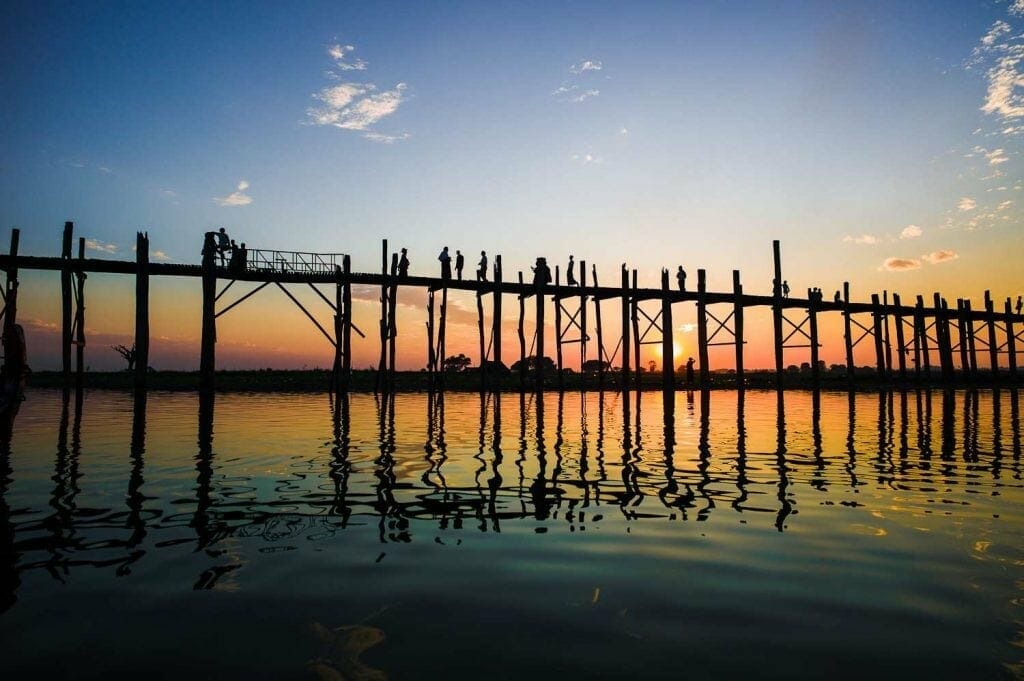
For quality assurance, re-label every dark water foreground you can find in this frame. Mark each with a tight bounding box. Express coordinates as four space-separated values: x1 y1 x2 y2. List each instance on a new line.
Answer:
0 388 1021 680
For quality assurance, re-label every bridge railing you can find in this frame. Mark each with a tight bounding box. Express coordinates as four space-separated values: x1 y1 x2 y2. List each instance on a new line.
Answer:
245 249 345 275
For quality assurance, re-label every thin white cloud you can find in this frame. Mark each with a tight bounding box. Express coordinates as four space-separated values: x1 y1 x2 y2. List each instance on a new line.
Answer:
958 197 977 211
326 43 368 71
570 59 602 74
85 238 118 254
843 233 880 245
619 128 629 135
883 257 922 271
215 180 252 207
97 165 112 174
1011 1 1024 18
922 249 959 265
307 43 409 141
986 147 1009 164
571 153 601 164
899 224 923 239
161 189 177 198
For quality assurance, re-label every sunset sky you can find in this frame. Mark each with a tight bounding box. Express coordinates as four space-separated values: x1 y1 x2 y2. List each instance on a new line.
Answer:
2 1 1022 371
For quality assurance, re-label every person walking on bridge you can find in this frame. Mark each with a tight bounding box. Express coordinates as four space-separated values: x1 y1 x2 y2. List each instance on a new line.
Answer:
477 251 488 282
398 248 410 279
438 246 452 280
455 250 464 280
566 255 577 286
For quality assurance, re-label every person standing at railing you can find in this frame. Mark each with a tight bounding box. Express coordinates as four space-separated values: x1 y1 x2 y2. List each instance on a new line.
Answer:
455 250 464 280
215 227 231 266
399 248 410 279
439 246 452 280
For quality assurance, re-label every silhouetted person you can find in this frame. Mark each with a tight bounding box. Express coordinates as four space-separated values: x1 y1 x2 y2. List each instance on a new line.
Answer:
834 290 841 303
532 257 551 287
1017 295 1023 315
215 227 231 265
438 246 452 280
782 280 790 298
398 248 410 279
477 251 488 282
455 250 464 280
566 255 577 286
676 266 686 292
685 357 695 384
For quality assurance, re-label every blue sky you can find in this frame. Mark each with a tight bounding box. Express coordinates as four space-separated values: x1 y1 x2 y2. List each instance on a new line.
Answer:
2 1 1022 369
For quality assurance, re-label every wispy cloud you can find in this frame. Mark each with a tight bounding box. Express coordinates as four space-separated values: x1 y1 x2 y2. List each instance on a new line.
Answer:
922 249 959 264
215 180 252 207
969 15 1024 127
151 250 171 262
85 238 118 254
554 58 603 103
958 197 977 211
899 224 923 239
570 59 602 74
1012 0 1024 16
986 147 1009 165
326 43 368 71
883 257 922 271
306 41 409 142
571 153 601 164
843 233 880 245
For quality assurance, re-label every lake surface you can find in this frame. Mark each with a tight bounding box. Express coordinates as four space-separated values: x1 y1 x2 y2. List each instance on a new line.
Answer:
0 388 1021 679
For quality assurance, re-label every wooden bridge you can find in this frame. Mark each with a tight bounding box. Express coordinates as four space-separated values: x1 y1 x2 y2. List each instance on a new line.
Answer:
1 223 1022 401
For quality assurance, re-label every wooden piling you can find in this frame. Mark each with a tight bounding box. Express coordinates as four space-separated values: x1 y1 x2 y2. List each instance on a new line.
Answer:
75 237 86 386
61 221 73 386
593 265 605 389
375 239 388 394
518 272 526 390
631 269 640 390
893 293 907 382
536 268 545 391
965 299 978 379
985 291 998 379
2 229 18 336
332 265 343 394
438 287 449 390
493 255 502 381
477 288 486 392
199 232 217 391
935 294 954 381
871 294 886 380
342 255 352 388
580 260 587 379
956 299 969 374
697 269 709 387
916 295 930 377
1006 297 1018 379
808 287 819 387
843 282 854 386
554 266 563 390
733 270 744 386
427 289 436 390
387 253 399 392
772 241 785 390
134 232 149 391
661 269 674 400
883 291 893 374
620 265 630 394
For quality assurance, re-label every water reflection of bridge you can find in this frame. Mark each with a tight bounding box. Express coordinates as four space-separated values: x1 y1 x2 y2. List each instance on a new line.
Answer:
0 388 1020 601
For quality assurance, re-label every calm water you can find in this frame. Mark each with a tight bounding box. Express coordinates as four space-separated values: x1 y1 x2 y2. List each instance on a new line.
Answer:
0 388 1022 679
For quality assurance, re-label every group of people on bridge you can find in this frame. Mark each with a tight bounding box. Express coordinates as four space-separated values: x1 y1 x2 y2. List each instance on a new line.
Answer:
209 227 247 274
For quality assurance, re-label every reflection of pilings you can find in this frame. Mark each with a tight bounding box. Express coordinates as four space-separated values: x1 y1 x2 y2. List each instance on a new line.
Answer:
845 392 860 491
0 389 18 612
127 391 148 550
940 391 956 480
811 390 826 491
731 390 749 513
487 393 503 532
774 390 792 532
696 389 713 521
193 389 215 549
530 392 553 520
375 393 406 542
329 393 352 527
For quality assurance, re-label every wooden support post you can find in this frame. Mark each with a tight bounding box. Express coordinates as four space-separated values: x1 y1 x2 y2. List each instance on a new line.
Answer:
493 255 502 382
518 272 526 390
917 295 930 377
554 265 563 389
620 265 630 394
342 255 352 388
883 291 893 374
808 287 819 387
1006 298 1018 379
427 290 436 390
438 287 449 390
965 299 978 379
2 229 19 337
376 239 388 394
200 232 217 391
580 259 587 380
477 289 486 392
893 293 907 383
661 269 674 401
772 240 784 389
843 282 855 386
733 270 744 387
985 291 998 380
593 265 605 390
871 293 886 380
956 299 969 375
387 253 399 392
134 232 150 391
536 268 545 392
935 293 954 382
61 221 73 386
697 269 709 387
75 238 86 386
632 269 640 389
332 266 343 394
